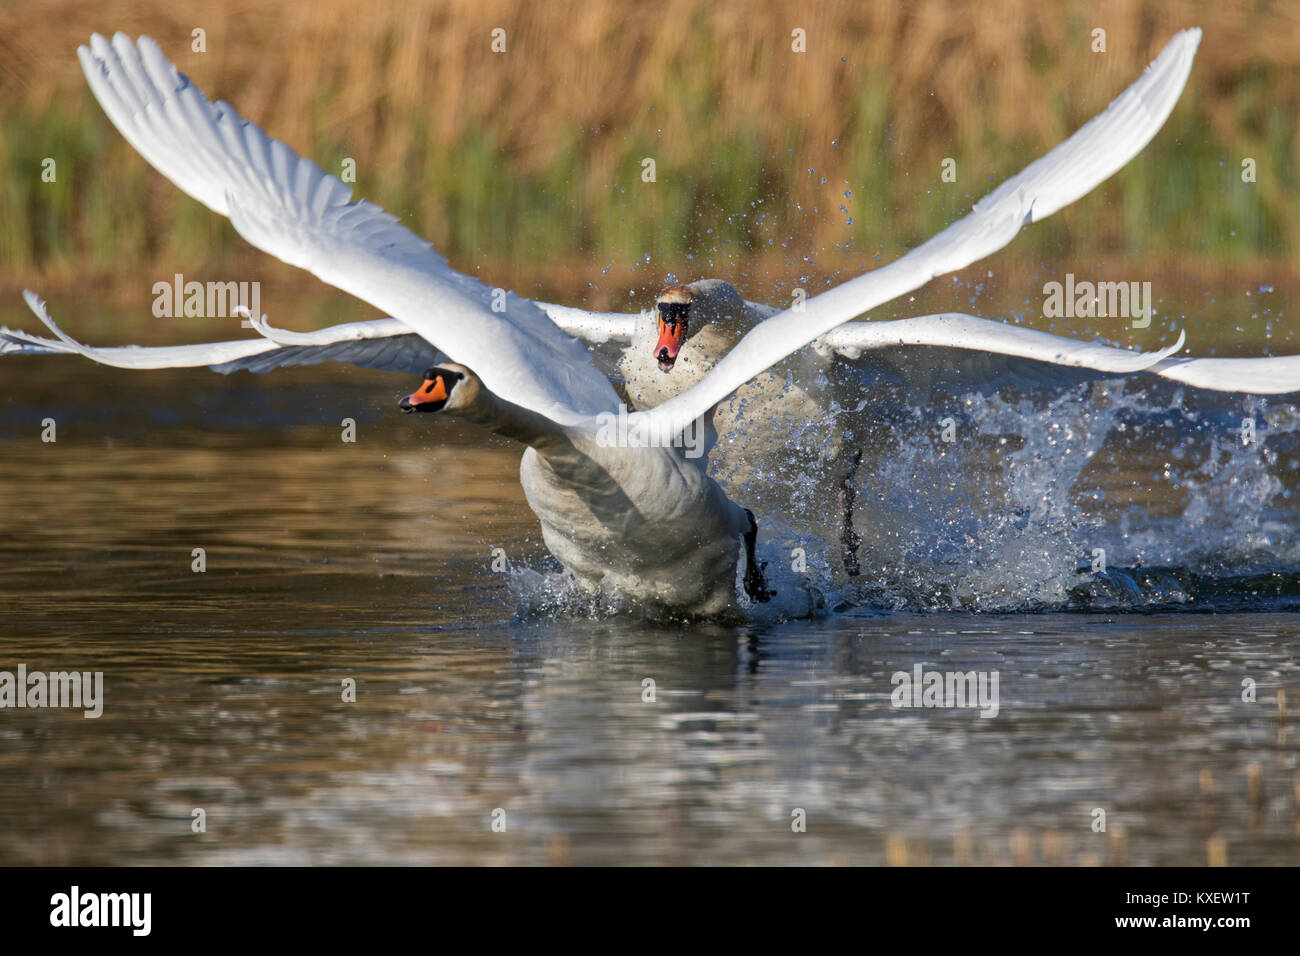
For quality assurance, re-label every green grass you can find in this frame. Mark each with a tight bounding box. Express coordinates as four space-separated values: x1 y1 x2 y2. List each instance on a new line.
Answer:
1 46 1295 286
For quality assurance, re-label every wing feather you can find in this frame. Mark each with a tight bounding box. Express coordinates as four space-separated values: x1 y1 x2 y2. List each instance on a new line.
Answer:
816 313 1300 396
635 29 1204 436
2 292 438 377
818 314 1184 373
537 302 641 344
75 33 617 423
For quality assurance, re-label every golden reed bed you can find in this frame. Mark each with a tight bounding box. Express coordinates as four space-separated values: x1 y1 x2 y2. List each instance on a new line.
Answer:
2 0 1298 300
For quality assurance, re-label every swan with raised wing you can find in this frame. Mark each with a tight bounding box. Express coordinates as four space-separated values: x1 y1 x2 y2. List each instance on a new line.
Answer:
8 29 1299 617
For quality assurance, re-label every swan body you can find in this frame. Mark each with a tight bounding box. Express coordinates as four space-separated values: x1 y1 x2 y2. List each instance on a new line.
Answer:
614 279 855 572
10 29 1296 616
520 438 750 613
405 363 754 613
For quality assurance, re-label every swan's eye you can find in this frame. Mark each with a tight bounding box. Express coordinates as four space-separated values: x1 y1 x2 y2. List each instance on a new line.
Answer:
419 368 464 394
657 302 690 334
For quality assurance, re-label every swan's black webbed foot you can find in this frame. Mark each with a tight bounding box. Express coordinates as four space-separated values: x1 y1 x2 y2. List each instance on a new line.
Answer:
839 448 864 577
743 508 776 602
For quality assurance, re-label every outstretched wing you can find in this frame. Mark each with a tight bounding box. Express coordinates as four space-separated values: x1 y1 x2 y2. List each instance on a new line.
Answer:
816 314 1300 397
1149 353 1300 394
2 291 440 376
817 314 1183 394
537 303 640 344
633 29 1205 437
68 33 618 423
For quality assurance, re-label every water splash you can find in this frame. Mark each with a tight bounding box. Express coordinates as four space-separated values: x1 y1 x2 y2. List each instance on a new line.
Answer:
507 377 1300 619
745 380 1300 614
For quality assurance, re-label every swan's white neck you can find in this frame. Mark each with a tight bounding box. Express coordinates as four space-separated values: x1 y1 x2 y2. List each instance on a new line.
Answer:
442 371 572 451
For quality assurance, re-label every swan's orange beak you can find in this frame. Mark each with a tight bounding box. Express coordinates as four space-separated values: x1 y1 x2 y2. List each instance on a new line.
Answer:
399 373 450 413
655 305 689 372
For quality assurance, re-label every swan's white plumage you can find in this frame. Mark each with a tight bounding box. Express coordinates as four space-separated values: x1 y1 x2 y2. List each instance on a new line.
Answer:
1150 354 1300 394
15 286 1300 396
4 292 438 376
22 292 1295 398
243 312 411 347
818 315 1300 394
634 28 1204 438
76 33 618 424
537 303 640 345
818 315 1185 374
550 300 1300 396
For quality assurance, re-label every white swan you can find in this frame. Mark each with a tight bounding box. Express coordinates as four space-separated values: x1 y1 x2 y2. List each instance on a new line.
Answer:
542 274 1300 576
542 293 1300 396
591 279 857 573
615 281 827 444
8 29 1297 616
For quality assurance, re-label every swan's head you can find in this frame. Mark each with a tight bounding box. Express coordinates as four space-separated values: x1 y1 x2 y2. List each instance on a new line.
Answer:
398 365 467 414
654 286 692 372
653 279 747 373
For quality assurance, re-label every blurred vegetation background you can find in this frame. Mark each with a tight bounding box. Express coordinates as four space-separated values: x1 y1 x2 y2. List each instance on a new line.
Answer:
0 0 1297 307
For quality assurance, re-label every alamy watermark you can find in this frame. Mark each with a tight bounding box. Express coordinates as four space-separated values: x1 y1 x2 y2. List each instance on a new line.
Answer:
50 886 150 936
890 664 999 718
152 273 260 323
594 404 705 458
1043 273 1152 328
0 665 103 718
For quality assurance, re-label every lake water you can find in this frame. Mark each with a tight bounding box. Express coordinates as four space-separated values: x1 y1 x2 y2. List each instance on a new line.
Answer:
1 291 1298 865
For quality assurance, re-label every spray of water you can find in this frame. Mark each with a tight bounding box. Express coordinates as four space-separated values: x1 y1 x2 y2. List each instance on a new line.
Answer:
508 376 1300 619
